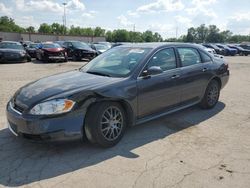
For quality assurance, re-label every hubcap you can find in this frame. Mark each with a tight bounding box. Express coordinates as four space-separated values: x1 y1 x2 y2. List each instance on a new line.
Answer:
207 84 219 106
100 106 123 141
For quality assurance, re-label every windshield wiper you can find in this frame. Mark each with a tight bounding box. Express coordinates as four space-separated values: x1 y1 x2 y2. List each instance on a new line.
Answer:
86 71 111 77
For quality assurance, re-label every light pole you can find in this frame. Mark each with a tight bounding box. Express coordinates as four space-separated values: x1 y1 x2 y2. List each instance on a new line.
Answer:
62 2 67 34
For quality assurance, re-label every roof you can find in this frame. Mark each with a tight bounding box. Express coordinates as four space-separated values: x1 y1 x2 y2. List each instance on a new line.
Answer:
0 41 21 44
120 42 202 49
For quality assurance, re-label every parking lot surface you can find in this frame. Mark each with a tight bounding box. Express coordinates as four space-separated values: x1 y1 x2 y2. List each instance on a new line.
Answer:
0 57 250 188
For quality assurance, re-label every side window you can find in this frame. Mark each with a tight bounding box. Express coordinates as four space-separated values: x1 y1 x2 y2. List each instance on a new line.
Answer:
63 42 68 47
200 51 212 62
147 48 177 71
68 42 73 47
177 48 201 67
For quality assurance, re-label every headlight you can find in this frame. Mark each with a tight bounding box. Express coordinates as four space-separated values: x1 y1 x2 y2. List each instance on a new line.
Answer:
19 51 26 56
29 99 75 115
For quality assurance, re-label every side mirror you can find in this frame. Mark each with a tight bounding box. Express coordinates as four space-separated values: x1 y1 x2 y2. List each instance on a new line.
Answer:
142 66 163 78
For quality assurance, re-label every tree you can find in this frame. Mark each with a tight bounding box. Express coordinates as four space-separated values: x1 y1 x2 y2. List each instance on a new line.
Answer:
26 26 35 33
105 31 113 42
94 27 105 37
0 16 25 32
196 24 208 43
185 27 196 42
112 29 130 42
206 25 222 43
142 30 154 42
38 23 52 34
153 32 163 42
51 23 65 34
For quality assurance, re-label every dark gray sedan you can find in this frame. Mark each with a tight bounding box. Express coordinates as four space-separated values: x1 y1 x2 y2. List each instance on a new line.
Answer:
6 43 229 147
0 41 31 63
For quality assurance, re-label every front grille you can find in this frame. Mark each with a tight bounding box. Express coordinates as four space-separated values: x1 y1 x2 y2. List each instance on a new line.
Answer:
47 52 64 56
10 100 25 114
13 103 24 113
5 52 20 59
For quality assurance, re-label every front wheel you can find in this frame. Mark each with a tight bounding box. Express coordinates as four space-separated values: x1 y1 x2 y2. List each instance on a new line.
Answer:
84 102 127 147
200 80 220 109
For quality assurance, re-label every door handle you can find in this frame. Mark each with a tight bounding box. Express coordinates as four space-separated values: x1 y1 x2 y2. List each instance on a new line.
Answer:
171 75 180 79
202 68 208 72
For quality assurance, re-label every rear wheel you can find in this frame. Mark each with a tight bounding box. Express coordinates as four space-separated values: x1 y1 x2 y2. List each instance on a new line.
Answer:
200 80 220 109
84 102 127 147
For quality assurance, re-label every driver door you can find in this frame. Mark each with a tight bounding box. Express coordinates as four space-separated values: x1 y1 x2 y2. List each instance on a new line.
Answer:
137 48 181 118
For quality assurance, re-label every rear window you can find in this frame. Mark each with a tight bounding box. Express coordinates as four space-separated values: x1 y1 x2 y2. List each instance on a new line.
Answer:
177 48 201 67
42 43 61 48
200 51 212 62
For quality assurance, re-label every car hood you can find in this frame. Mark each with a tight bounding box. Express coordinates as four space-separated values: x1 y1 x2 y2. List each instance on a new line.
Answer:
14 70 122 108
43 48 64 52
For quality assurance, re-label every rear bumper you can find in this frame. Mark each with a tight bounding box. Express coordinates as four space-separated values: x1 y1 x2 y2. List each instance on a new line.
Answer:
6 101 84 141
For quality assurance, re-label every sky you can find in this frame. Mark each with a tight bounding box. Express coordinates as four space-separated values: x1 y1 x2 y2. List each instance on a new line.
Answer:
0 0 250 38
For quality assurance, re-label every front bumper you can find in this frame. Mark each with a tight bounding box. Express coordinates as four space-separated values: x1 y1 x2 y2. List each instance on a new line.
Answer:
0 56 27 63
78 52 97 60
6 101 84 141
48 56 66 60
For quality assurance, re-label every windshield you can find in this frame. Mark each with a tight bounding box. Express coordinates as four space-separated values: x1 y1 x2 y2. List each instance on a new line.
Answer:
29 43 38 48
95 44 109 51
0 42 24 50
72 41 91 49
80 47 151 77
42 43 61 48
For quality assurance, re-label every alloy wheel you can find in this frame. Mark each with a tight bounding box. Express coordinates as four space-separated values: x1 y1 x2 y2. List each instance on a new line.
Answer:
100 106 123 141
207 84 219 106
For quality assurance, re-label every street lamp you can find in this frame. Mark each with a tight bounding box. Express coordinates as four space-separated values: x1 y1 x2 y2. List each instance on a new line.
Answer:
62 2 67 34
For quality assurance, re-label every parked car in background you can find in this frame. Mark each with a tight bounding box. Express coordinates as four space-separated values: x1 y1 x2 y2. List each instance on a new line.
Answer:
216 44 237 56
21 41 32 48
6 43 229 147
90 43 110 54
228 45 250 56
196 44 223 59
202 43 225 55
36 42 67 63
111 42 132 48
94 42 112 49
62 41 97 61
0 41 31 63
54 41 65 47
25 43 39 58
239 44 250 51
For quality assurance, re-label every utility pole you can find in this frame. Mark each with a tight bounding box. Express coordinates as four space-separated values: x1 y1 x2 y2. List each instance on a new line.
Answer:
62 2 67 35
176 26 178 39
133 24 136 43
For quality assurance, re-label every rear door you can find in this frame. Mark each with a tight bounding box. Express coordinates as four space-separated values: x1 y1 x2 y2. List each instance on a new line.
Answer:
176 47 213 104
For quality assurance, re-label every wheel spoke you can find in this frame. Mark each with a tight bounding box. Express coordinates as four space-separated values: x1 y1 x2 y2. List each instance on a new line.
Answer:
100 106 124 141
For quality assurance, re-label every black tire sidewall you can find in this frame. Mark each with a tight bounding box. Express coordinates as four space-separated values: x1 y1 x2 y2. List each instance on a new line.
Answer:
85 102 127 147
200 80 220 109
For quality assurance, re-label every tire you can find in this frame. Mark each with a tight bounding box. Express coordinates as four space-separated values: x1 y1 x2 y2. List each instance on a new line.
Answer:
43 55 49 63
27 56 31 62
64 56 68 62
200 80 220 109
72 54 78 61
84 102 127 147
